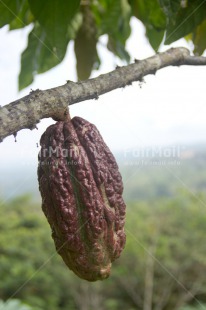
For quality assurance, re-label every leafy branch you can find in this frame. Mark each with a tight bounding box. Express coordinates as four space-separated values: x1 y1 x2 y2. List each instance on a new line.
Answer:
1 1 206 89
1 47 206 142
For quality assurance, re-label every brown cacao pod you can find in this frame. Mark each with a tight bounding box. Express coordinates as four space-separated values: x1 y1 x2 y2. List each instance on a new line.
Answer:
38 116 126 281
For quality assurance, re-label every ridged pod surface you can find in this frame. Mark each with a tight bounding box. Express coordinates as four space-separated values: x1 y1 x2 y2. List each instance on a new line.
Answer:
38 116 126 281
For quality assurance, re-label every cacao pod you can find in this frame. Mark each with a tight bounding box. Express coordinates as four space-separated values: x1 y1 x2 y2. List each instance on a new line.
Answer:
38 116 126 281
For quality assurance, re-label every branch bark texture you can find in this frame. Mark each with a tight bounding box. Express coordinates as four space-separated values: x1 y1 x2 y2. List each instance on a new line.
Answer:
0 47 206 142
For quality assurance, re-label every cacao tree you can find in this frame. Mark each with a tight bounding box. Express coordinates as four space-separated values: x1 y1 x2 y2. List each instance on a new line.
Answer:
0 0 206 140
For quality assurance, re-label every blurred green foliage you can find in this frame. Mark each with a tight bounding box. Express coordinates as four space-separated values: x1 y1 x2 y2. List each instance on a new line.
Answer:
180 306 206 310
120 146 206 202
0 298 37 310
1 192 206 309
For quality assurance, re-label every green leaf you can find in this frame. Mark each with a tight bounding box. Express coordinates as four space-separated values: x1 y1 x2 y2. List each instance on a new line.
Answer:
74 31 99 81
94 0 131 62
193 19 206 55
129 0 166 51
146 27 165 52
107 36 130 62
159 0 181 17
19 23 63 90
74 6 99 80
19 11 82 90
165 0 206 44
28 0 80 58
130 0 166 29
9 0 34 30
0 0 25 28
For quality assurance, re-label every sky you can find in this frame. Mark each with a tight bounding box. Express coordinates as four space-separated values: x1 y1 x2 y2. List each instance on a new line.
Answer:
0 17 206 169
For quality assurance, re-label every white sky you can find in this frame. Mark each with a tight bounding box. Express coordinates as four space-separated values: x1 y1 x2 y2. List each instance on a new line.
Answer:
0 18 206 167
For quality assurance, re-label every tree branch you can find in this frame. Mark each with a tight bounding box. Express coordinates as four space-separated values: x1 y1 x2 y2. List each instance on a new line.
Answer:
1 47 206 142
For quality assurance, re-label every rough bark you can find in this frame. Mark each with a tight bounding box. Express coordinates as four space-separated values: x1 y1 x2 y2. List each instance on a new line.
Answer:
1 47 206 142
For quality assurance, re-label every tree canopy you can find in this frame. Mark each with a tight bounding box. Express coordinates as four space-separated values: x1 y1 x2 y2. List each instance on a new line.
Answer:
1 0 206 90
1 194 206 309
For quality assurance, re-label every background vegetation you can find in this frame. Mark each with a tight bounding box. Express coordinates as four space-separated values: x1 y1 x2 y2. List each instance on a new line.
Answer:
1 146 206 310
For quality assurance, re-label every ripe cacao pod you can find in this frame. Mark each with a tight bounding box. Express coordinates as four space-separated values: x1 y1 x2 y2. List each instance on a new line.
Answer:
38 116 126 281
